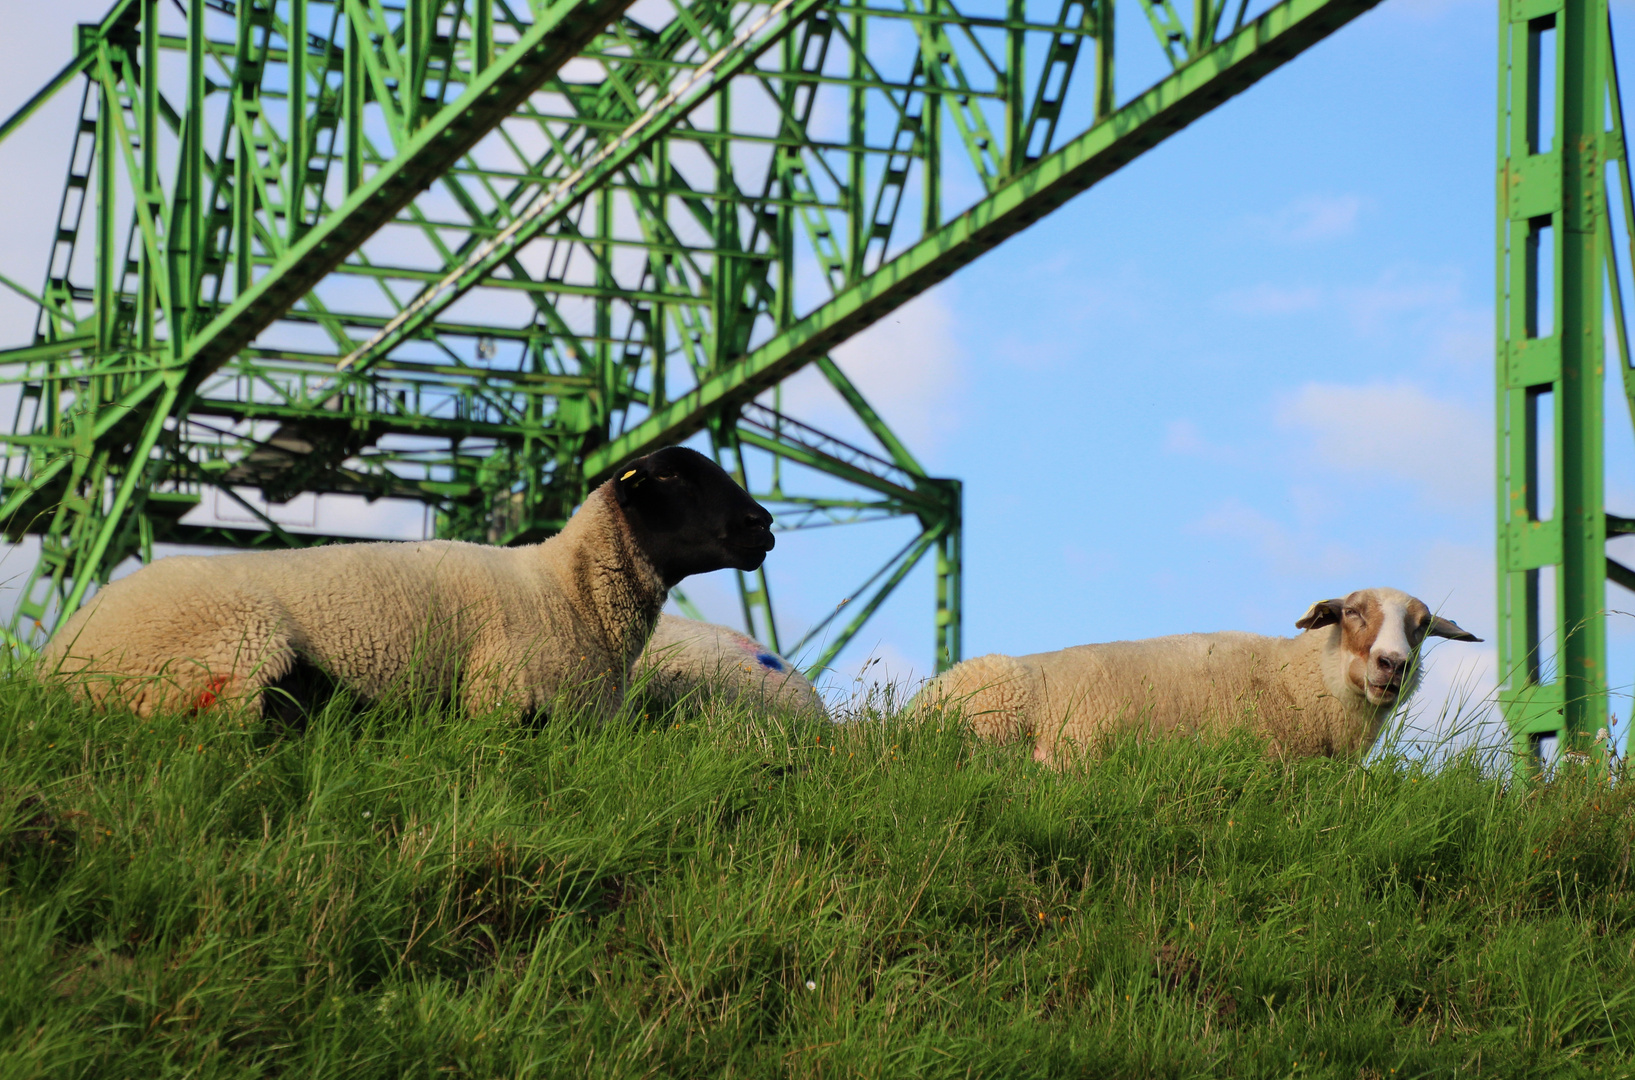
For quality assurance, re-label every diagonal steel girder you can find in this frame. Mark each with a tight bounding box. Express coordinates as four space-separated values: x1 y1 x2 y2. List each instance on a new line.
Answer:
0 0 138 144
583 0 1383 481
0 0 1388 672
334 0 830 376
176 0 641 387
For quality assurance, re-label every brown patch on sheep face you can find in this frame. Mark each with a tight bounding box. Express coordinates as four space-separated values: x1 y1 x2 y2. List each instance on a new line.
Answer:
1331 589 1425 707
1339 592 1386 703
1298 589 1443 706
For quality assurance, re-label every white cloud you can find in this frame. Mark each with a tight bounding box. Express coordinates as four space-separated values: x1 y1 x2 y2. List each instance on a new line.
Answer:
1211 283 1322 317
1394 641 1505 756
1400 539 1502 746
1 3 136 344
1337 266 1462 333
1209 267 1484 347
1413 539 1496 638
826 640 925 715
772 287 965 453
1188 499 1361 577
1275 381 1489 503
1250 194 1365 244
1163 418 1206 454
1162 418 1240 459
180 490 430 540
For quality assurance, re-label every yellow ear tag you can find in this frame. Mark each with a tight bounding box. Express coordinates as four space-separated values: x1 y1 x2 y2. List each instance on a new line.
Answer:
620 470 637 481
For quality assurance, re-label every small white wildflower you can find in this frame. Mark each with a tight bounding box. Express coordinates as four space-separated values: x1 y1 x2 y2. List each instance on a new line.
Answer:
363 811 372 819
805 980 816 991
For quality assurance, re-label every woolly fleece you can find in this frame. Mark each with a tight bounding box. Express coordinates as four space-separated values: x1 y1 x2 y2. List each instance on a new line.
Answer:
633 614 826 718
918 625 1409 764
40 483 665 719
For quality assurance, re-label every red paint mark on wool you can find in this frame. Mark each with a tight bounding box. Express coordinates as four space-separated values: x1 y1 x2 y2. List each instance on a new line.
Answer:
194 675 230 711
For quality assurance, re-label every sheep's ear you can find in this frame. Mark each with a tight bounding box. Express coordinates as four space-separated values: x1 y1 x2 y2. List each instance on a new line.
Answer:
612 462 651 508
1428 616 1481 642
1295 599 1344 631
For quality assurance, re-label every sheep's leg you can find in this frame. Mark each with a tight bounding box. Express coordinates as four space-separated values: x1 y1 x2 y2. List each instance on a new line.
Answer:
459 673 511 718
258 654 340 727
178 624 299 719
932 657 1035 746
460 647 540 719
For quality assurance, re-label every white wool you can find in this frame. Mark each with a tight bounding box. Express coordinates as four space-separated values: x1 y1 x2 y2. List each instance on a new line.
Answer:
915 587 1477 765
40 483 664 720
632 614 826 718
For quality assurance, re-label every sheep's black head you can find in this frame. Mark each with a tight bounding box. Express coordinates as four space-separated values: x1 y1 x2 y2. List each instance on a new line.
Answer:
612 446 775 587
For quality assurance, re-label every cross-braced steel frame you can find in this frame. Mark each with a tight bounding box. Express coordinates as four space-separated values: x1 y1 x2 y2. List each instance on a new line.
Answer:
0 0 1381 674
1496 0 1635 768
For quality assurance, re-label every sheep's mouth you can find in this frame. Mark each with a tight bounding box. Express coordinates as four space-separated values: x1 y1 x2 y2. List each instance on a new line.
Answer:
730 536 774 570
1365 678 1404 702
733 531 776 555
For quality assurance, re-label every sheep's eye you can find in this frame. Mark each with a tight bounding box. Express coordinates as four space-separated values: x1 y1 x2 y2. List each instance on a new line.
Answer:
655 471 677 481
1343 608 1360 621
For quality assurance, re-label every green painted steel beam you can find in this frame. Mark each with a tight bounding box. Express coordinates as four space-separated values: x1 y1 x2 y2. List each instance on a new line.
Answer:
1495 1 1633 770
585 0 1383 480
178 0 641 383
0 0 1389 671
336 0 830 376
0 336 97 365
0 0 138 146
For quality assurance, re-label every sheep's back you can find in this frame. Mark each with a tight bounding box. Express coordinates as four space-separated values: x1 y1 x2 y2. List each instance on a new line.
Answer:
1021 631 1314 756
44 540 548 699
249 539 595 698
916 653 1037 744
633 615 824 717
38 552 301 711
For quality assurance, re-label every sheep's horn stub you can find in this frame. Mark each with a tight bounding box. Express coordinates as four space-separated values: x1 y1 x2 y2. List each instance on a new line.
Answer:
1295 599 1345 631
612 445 775 586
1428 615 1481 642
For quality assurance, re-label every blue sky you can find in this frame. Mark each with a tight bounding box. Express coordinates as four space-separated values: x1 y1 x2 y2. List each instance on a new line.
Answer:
757 0 1519 716
3 0 1631 745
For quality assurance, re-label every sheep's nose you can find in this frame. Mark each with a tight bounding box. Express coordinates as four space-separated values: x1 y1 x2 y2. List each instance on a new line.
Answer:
746 509 772 529
1374 653 1406 679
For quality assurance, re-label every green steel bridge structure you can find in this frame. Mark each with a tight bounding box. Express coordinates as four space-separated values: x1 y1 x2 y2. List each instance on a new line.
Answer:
0 0 1627 763
1496 0 1635 767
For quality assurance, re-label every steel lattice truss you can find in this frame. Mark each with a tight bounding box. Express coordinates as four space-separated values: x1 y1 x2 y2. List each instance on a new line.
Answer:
0 0 1379 673
1495 0 1635 768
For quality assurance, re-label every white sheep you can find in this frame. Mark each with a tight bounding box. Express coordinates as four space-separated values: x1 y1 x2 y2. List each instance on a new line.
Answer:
914 587 1480 764
631 613 827 718
40 447 776 721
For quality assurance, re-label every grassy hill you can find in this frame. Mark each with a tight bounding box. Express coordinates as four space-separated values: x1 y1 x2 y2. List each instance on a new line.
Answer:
3 677 1635 1078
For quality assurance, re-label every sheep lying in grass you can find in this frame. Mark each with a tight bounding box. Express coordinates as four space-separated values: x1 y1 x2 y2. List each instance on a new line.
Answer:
915 587 1480 764
41 447 776 721
630 614 827 718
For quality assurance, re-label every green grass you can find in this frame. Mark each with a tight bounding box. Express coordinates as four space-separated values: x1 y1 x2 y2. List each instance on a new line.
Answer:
3 676 1635 1079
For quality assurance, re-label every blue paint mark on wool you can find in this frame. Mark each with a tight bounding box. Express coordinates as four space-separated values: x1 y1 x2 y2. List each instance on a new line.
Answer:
756 653 784 672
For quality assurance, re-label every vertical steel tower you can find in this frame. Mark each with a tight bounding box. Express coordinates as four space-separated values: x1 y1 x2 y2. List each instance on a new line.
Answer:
1497 1 1635 765
0 0 1381 673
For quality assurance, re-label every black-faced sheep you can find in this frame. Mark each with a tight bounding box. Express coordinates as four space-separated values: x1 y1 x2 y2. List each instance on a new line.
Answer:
631 614 827 718
915 587 1480 764
41 446 775 721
